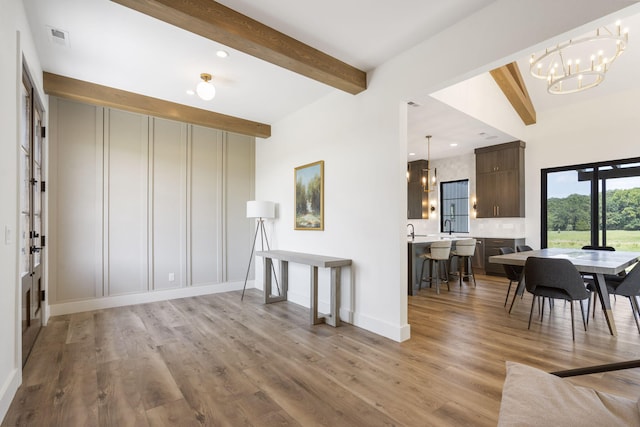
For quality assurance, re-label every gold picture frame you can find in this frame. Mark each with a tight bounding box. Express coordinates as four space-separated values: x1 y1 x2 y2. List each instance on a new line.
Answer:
294 160 324 230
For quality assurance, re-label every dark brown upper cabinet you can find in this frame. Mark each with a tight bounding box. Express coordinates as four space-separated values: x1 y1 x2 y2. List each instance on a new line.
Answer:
475 141 525 218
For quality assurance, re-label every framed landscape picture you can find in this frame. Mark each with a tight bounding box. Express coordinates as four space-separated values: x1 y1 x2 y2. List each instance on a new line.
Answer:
294 160 324 230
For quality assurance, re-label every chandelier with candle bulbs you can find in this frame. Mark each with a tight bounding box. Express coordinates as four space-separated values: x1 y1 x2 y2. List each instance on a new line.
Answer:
529 20 628 94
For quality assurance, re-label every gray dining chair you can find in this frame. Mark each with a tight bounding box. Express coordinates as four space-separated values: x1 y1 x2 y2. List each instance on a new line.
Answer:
601 261 640 333
499 247 522 307
582 245 625 318
524 257 591 341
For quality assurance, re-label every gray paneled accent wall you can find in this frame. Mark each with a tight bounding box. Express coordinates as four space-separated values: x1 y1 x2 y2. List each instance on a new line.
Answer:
151 117 187 291
190 125 223 286
106 109 150 296
225 132 256 280
49 98 103 301
48 97 255 304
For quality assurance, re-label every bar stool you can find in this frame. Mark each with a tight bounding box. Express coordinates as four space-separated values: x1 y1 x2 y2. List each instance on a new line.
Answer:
418 240 452 294
450 238 477 288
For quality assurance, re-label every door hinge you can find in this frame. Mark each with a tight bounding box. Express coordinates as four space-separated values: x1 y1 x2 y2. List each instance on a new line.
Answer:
41 181 46 192
29 178 38 186
41 290 46 301
41 235 46 247
41 126 46 138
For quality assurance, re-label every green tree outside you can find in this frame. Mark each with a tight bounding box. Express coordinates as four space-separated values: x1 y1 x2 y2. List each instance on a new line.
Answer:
547 188 640 251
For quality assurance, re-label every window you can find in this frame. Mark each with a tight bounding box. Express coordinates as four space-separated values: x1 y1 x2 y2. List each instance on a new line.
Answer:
542 158 640 251
440 179 469 233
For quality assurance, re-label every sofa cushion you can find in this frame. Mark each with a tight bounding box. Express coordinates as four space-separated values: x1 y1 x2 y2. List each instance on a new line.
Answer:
498 361 640 426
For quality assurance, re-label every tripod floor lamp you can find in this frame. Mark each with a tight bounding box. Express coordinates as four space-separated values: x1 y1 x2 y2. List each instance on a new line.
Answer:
242 200 280 300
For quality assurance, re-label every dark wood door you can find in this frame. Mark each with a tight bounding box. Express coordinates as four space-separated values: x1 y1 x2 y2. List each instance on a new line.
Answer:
20 68 44 366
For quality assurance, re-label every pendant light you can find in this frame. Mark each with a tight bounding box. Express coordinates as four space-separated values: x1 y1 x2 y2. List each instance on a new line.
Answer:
422 135 437 193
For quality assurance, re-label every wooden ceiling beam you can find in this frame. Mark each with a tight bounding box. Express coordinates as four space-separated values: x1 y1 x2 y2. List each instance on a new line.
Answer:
490 62 536 125
43 72 271 138
111 0 367 95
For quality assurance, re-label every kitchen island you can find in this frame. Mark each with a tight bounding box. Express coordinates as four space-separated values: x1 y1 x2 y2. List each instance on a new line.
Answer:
408 235 469 296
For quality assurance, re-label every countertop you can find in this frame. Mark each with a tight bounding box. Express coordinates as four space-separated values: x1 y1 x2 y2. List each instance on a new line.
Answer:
408 235 526 243
407 235 469 244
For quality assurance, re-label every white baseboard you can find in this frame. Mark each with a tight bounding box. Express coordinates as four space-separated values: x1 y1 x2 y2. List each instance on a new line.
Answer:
352 312 411 342
0 368 20 424
49 280 253 316
340 307 354 324
286 289 309 309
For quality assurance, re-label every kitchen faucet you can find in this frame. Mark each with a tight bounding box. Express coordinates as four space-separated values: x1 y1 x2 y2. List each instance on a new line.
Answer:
407 223 415 240
444 219 452 235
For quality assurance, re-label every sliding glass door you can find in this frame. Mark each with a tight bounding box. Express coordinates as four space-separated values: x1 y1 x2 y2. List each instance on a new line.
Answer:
542 159 640 251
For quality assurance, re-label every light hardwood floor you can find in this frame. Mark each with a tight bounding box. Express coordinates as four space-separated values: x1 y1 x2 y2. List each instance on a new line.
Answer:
4 274 640 426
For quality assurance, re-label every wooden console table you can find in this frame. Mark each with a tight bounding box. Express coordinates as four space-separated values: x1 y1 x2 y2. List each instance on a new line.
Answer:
255 250 352 327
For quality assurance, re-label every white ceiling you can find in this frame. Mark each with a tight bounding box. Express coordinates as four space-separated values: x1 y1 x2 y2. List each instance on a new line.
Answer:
23 1 640 160
406 97 517 162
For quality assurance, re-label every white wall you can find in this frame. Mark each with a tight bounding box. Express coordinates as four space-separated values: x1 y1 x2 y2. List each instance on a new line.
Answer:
0 0 44 420
254 0 640 342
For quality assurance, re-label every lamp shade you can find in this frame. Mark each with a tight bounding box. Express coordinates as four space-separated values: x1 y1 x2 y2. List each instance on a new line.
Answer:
246 201 275 219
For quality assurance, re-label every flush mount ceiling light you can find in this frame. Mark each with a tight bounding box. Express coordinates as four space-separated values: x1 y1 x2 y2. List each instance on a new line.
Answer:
196 73 216 100
529 20 628 94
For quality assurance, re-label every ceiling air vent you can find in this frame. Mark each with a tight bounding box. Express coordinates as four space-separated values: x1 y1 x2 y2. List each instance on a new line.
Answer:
46 26 70 47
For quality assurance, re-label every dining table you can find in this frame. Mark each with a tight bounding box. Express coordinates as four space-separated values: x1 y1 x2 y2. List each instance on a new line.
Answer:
489 248 640 336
